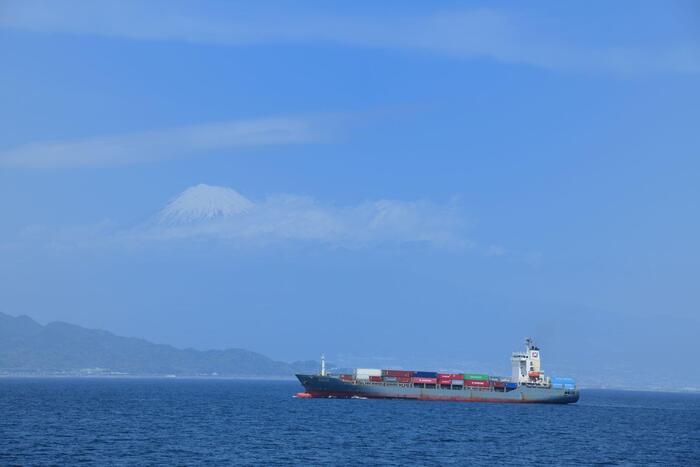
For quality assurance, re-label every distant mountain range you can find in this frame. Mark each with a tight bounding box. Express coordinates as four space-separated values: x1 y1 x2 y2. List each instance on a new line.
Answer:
0 312 317 377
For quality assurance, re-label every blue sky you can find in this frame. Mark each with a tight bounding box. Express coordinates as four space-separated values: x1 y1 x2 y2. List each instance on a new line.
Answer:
1 1 699 386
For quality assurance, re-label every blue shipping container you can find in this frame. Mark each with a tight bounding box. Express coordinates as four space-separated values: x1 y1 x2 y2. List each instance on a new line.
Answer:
551 377 575 384
552 383 576 390
413 371 438 378
505 382 518 389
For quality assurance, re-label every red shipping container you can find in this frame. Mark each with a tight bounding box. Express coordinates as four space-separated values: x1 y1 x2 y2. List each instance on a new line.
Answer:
438 373 463 379
383 370 414 378
438 378 454 384
397 377 411 383
339 374 353 381
464 379 490 387
412 377 437 384
493 381 506 388
369 376 383 382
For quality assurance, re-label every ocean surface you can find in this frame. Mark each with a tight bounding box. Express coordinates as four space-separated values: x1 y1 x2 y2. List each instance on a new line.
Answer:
1 379 698 465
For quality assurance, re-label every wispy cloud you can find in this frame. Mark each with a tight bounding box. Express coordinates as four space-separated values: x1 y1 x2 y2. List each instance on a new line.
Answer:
0 116 328 169
2 1 698 74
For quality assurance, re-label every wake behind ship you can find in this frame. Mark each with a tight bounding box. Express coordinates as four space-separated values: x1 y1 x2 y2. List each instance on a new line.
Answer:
296 339 579 404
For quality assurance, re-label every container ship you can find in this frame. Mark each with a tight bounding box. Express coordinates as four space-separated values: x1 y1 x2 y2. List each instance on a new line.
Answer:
296 339 579 404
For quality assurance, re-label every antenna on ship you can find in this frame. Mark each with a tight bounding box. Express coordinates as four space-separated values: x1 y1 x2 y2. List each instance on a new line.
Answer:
320 354 326 376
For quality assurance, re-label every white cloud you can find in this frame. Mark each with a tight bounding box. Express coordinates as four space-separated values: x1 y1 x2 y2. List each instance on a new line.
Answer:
2 184 478 252
1 1 698 75
0 116 327 169
126 184 471 250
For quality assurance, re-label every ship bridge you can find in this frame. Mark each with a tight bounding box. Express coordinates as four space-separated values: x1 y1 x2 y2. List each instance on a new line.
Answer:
511 338 546 384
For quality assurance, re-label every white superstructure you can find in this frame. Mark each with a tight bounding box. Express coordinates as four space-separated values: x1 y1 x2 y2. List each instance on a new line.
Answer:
511 338 547 384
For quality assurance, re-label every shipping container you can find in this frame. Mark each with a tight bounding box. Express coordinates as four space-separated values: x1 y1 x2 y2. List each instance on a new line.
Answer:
493 381 506 388
438 373 463 379
339 374 353 381
413 371 438 378
464 379 490 387
451 379 464 385
505 382 518 389
355 374 370 380
438 379 457 386
462 373 489 380
551 377 575 385
369 376 382 382
552 383 576 390
383 376 397 382
397 377 411 383
354 368 382 377
412 377 438 384
382 370 413 378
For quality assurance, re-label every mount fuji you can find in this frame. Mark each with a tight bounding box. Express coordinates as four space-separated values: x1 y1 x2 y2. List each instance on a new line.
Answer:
156 184 254 225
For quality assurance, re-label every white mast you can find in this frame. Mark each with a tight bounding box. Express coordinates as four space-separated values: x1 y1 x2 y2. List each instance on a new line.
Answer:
320 353 326 376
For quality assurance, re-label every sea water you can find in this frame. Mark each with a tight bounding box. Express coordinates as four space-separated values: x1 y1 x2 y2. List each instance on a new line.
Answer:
1 379 698 465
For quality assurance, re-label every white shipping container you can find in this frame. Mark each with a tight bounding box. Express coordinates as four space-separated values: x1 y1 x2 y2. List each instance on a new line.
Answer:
353 368 382 377
355 374 370 380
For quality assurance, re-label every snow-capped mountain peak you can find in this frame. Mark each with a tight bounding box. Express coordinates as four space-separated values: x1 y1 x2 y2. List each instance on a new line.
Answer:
157 184 254 224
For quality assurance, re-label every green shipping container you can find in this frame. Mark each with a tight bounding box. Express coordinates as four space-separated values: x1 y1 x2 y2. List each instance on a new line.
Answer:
462 373 489 381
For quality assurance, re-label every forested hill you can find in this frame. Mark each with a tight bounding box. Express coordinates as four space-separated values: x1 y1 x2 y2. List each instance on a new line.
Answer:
0 312 316 377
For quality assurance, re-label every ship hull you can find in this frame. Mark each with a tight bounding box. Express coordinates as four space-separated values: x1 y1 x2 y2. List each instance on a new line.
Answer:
296 375 579 404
